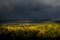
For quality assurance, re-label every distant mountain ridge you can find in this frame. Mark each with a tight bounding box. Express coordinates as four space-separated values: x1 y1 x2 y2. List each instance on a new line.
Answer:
0 19 60 23
0 20 51 23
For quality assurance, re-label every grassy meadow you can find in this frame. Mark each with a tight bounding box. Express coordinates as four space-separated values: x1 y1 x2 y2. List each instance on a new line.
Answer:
0 23 60 39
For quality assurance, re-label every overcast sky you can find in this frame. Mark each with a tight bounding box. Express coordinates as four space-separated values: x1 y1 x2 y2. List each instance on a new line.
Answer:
0 0 60 21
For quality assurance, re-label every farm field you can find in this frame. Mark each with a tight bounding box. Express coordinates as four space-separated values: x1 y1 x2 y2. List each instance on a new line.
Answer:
0 23 60 40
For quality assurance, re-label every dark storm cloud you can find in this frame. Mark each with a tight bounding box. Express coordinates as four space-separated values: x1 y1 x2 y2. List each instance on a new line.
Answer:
0 0 60 21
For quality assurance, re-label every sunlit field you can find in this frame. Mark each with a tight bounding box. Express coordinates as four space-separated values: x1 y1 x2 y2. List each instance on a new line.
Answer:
0 23 60 40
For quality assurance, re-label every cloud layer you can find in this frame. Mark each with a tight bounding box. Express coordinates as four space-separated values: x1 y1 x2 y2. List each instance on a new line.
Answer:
0 0 60 21
0 0 58 10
